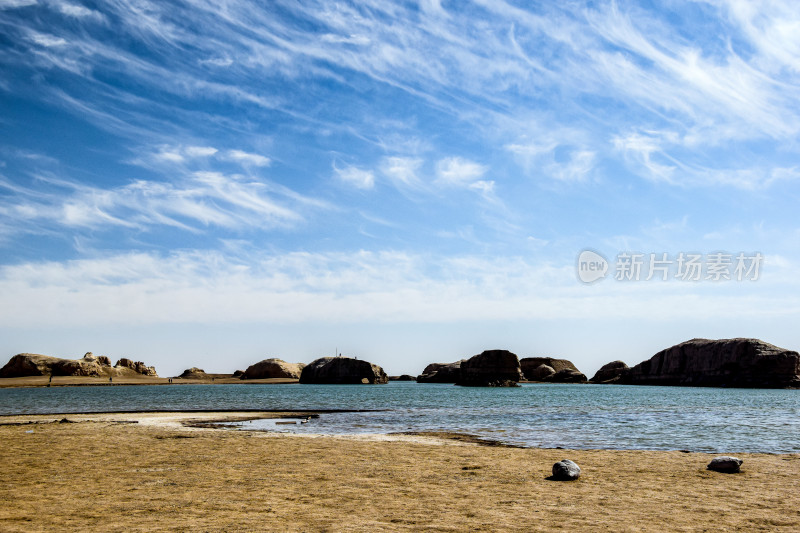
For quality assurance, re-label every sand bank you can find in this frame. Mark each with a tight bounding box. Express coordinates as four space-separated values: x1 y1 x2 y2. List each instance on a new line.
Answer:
1 412 798 532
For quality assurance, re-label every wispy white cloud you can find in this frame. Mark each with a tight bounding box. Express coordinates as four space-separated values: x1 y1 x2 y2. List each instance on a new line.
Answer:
0 0 37 9
708 0 800 74
29 30 67 47
380 156 424 189
550 150 596 182
199 56 234 67
333 163 375 190
613 131 678 184
587 2 799 140
143 145 268 168
0 170 315 235
222 149 271 167
52 1 106 22
184 146 218 158
613 129 799 189
434 157 487 186
4 0 797 195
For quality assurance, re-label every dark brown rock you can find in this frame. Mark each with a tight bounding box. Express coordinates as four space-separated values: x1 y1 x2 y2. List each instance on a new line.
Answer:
389 374 416 381
520 357 579 380
456 350 523 387
241 358 305 379
590 360 629 383
299 357 388 384
621 338 800 388
416 361 464 383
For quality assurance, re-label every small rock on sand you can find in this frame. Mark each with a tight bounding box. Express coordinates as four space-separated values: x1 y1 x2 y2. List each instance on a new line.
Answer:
551 459 581 480
707 456 742 473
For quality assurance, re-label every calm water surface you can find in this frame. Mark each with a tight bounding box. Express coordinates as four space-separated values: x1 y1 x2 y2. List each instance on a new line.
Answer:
1 382 797 453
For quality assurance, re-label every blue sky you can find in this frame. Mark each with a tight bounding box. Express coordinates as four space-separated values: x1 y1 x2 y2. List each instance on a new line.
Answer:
1 0 799 377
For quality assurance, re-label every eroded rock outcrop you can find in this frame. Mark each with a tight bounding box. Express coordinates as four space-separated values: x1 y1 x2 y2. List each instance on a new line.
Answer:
299 357 388 384
456 350 523 387
241 358 305 380
0 352 158 378
621 338 800 388
416 361 464 383
114 358 158 377
179 367 208 379
590 360 629 383
520 357 581 380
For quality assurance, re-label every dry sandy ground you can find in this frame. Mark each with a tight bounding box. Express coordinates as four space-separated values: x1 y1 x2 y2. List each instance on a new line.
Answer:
0 376 298 388
1 412 798 532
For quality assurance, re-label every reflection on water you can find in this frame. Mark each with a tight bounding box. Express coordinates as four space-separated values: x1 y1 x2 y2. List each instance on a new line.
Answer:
1 382 798 452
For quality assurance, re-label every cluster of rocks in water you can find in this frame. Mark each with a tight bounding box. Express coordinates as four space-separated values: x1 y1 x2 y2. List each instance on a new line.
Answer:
589 338 800 389
417 352 587 386
2 337 798 389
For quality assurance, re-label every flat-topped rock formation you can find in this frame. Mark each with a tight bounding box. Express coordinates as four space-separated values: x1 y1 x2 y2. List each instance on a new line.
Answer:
456 350 523 387
241 358 305 380
389 374 416 381
619 338 800 388
0 352 158 378
416 361 464 383
590 361 629 383
299 357 388 384
521 357 587 383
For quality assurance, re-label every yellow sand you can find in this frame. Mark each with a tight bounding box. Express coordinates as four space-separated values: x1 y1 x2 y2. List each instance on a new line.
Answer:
0 412 798 532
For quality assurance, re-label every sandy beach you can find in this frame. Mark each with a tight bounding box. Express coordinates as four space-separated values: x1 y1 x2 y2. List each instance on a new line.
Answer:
1 412 798 532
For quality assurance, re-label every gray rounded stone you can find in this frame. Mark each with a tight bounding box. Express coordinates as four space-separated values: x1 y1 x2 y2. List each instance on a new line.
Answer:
707 456 742 473
551 459 581 481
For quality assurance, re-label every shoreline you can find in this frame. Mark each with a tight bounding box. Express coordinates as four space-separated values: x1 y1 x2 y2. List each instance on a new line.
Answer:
0 410 794 455
2 411 798 531
0 375 301 388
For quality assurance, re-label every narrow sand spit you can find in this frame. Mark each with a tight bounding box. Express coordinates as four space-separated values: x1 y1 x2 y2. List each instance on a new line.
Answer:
1 412 798 532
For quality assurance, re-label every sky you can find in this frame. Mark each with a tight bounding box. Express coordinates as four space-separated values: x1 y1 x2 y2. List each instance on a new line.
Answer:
1 0 799 378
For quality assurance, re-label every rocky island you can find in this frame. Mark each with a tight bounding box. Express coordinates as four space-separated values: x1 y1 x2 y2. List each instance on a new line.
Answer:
299 356 388 384
240 358 305 380
455 349 523 387
593 338 800 388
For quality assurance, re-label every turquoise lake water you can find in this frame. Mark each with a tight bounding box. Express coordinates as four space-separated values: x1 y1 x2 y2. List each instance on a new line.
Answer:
1 382 798 453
